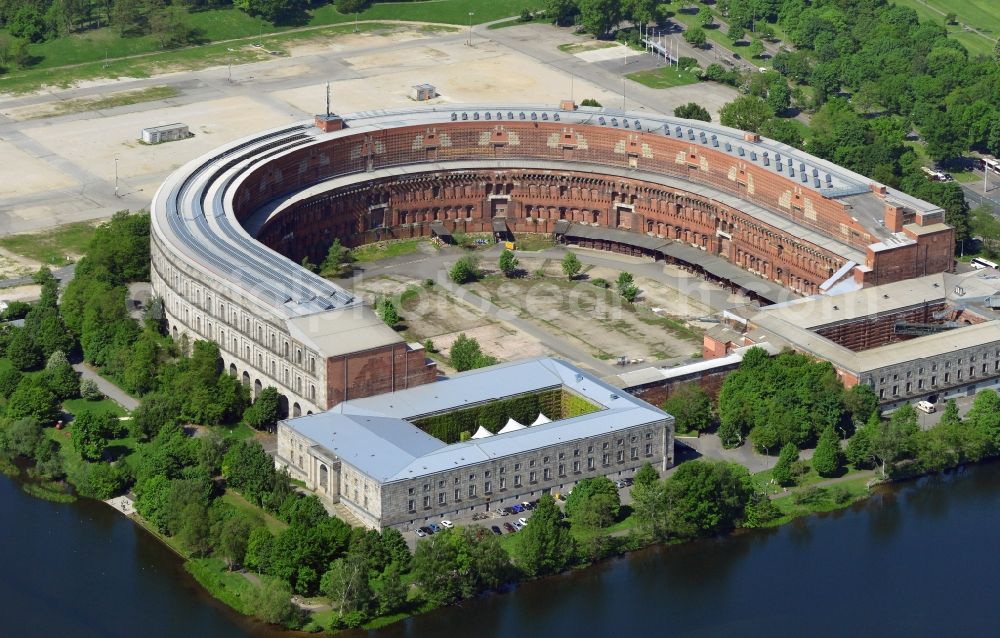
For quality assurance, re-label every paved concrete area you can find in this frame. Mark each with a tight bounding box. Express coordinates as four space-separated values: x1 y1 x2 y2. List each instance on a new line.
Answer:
0 21 737 239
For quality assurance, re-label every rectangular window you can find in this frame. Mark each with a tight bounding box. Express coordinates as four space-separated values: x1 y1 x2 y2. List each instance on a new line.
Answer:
892 385 898 396
423 483 430 492
588 445 594 454
514 463 521 471
423 496 430 508
484 470 491 478
438 480 445 489
573 461 580 472
602 453 610 466
530 471 537 483
617 450 625 463
469 473 475 481
455 488 461 501
499 466 506 475
574 449 580 457
408 499 415 512
602 442 610 450
484 481 492 494
514 475 522 487
469 485 477 498
631 447 639 460
500 477 506 490
588 457 595 470
542 456 549 464
543 468 551 480
645 443 652 455
558 452 565 461
558 464 565 476
438 493 446 505
529 460 536 468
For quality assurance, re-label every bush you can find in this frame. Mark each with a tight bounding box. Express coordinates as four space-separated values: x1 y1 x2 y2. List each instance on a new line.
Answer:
590 278 610 288
449 256 480 284
580 98 602 107
80 378 103 401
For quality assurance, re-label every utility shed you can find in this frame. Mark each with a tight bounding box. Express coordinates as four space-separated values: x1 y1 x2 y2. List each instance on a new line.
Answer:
410 84 436 101
141 123 190 144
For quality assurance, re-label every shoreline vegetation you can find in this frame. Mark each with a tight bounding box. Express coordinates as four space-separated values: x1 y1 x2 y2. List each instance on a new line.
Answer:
0 212 1000 632
2 214 998 633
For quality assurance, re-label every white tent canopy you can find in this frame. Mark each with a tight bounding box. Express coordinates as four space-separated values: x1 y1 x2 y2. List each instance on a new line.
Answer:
498 418 526 434
471 425 493 439
531 413 551 426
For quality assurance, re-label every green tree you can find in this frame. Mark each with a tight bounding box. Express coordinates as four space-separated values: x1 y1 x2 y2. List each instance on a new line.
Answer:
759 118 803 147
812 426 843 477
321 552 376 622
719 95 774 133
320 238 353 277
0 367 24 399
873 405 919 477
513 494 575 577
748 38 765 58
8 6 46 42
374 562 408 616
580 98 602 107
673 102 711 122
844 384 878 428
243 386 281 431
0 417 42 458
71 411 120 462
80 378 103 401
662 384 714 433
218 512 254 571
771 442 798 486
222 440 277 505
661 460 752 539
561 251 582 279
449 333 497 372
244 577 298 626
85 462 129 499
43 350 80 400
547 0 578 26
728 25 745 42
683 26 707 48
632 462 659 489
966 390 1000 451
565 476 621 528
698 6 713 27
375 298 400 327
244 527 275 573
449 256 480 284
7 328 43 371
498 249 519 277
7 380 59 424
578 0 620 38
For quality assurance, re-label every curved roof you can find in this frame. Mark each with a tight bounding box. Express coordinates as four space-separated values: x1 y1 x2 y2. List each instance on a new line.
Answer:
151 103 941 326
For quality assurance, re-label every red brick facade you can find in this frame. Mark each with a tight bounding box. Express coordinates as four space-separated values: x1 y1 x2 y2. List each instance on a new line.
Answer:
326 343 438 407
230 121 953 296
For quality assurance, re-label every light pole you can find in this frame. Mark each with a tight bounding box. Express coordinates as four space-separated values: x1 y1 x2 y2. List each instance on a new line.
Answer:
114 156 120 198
467 12 474 46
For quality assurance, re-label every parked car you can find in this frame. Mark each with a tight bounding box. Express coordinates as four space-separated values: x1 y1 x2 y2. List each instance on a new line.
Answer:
624 478 634 486
503 522 516 533
415 528 426 537
491 525 503 535
512 520 524 531
440 520 454 529
518 517 528 527
419 526 433 536
616 480 627 489
428 523 441 533
511 504 524 513
522 501 535 510
495 508 507 516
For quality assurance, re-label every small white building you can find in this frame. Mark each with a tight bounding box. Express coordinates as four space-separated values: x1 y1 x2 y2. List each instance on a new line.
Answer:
410 84 437 101
140 123 190 145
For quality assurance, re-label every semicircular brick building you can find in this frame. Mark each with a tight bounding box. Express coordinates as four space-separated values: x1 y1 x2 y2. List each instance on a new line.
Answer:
151 103 952 415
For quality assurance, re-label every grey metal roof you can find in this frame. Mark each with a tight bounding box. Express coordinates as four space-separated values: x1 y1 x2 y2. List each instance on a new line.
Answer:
284 358 669 483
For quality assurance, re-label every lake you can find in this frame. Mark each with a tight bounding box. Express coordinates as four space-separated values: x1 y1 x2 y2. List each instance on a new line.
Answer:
4 463 1000 637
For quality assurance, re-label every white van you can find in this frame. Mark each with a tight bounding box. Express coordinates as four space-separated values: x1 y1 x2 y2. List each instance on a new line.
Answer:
916 400 936 414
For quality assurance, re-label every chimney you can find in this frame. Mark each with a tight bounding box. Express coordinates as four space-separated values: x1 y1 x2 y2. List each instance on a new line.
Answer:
884 204 903 232
560 100 577 111
315 114 344 133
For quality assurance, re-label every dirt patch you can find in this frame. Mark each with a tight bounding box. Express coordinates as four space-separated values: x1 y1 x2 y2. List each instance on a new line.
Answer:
0 284 42 303
467 267 705 363
0 247 41 280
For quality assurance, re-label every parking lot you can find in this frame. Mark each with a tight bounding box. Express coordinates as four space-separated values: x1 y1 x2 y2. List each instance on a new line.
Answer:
400 476 638 549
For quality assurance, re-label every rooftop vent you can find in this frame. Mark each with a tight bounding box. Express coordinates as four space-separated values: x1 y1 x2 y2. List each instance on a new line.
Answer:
473 112 479 120
450 112 457 121
814 178 821 188
461 112 468 120
750 151 757 161
531 112 537 120
485 112 492 120
738 146 745 156
599 116 606 125
542 113 549 120
553 113 560 121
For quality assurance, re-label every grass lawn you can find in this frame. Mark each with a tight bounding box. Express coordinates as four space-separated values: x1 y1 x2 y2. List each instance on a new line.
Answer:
43 85 180 118
0 222 98 264
626 66 700 89
890 0 996 57
186 557 257 615
210 421 257 441
63 398 127 418
766 474 873 526
351 238 430 263
511 233 556 251
221 489 289 534
558 41 618 54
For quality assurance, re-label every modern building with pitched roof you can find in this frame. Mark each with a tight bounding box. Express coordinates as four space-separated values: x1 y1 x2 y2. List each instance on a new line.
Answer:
276 358 673 529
